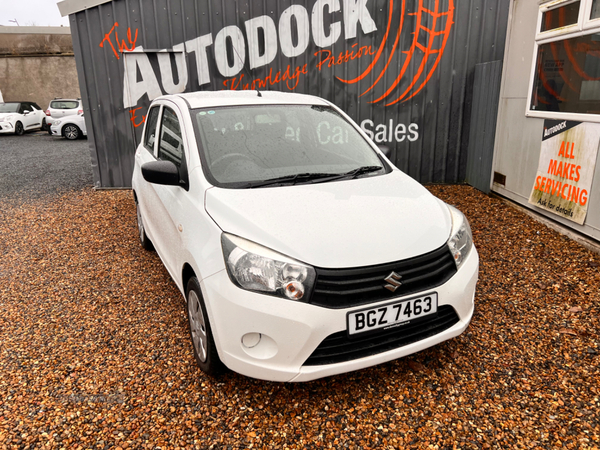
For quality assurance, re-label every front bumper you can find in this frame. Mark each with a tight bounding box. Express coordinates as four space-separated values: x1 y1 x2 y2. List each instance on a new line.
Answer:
201 247 479 382
0 122 15 134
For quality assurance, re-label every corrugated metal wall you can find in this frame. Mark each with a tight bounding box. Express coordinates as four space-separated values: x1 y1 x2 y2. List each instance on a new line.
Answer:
69 0 510 188
466 60 503 194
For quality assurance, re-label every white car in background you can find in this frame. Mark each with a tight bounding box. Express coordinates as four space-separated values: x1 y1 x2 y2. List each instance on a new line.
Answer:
45 98 83 133
132 90 479 382
50 112 87 140
0 101 46 135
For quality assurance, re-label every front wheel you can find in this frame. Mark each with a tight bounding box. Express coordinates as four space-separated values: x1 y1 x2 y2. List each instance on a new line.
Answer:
63 124 81 140
15 122 24 136
186 277 223 376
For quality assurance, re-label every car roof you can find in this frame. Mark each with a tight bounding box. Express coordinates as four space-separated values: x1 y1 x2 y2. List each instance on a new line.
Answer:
161 90 331 109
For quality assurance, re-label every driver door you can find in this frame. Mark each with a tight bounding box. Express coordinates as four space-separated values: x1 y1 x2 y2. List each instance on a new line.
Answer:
19 103 39 129
140 104 190 278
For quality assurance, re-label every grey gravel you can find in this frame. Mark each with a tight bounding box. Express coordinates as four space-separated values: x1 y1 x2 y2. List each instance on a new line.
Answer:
0 131 93 202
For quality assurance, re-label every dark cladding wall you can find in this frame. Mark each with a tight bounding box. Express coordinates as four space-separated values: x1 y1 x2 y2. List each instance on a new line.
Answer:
69 0 509 188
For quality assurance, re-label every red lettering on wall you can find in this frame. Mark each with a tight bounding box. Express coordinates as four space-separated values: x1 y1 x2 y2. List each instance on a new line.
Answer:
315 44 375 71
99 22 138 59
129 107 146 128
223 64 308 92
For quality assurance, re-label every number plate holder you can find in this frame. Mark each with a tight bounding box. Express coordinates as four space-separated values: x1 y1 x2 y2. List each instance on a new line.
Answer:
346 293 438 336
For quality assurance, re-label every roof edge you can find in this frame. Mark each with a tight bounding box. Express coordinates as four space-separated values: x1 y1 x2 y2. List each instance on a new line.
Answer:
57 0 113 17
0 26 71 35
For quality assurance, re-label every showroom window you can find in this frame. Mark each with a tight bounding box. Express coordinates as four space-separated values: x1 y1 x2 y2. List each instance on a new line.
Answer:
528 0 600 121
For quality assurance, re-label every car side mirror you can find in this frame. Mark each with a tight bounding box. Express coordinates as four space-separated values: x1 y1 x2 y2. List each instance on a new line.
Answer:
142 160 182 187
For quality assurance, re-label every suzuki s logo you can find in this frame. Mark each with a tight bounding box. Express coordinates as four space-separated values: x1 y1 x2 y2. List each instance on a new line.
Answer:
384 272 403 292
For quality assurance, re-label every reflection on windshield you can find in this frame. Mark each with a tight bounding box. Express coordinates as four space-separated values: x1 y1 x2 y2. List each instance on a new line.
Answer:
193 104 385 187
0 103 19 113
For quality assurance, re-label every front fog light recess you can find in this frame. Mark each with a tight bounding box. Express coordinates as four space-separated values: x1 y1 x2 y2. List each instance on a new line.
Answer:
222 233 316 301
447 205 473 269
242 333 261 348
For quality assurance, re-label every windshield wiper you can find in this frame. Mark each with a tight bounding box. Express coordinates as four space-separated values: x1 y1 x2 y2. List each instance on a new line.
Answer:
248 172 339 188
342 165 384 179
247 166 384 188
314 165 384 183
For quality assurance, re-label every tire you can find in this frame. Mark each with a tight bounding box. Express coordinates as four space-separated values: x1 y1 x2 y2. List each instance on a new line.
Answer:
135 199 154 251
47 122 53 135
63 124 81 140
42 118 47 131
15 122 24 136
186 277 223 376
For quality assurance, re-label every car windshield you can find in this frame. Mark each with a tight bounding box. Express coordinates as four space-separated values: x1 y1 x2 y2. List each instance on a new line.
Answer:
192 104 386 188
0 103 19 113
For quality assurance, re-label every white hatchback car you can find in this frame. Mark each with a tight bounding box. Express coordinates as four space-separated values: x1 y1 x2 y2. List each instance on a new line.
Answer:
132 91 479 382
0 101 46 135
45 98 83 132
50 112 87 140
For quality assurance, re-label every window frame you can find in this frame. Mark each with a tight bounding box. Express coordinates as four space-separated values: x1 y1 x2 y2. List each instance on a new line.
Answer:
527 0 600 122
582 0 600 29
146 100 191 190
536 0 583 41
143 105 162 155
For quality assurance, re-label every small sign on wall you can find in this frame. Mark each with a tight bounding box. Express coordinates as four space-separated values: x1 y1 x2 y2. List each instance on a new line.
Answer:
528 120 600 225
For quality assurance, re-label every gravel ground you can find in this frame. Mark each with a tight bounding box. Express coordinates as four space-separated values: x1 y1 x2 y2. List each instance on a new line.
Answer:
0 132 93 203
1 134 599 449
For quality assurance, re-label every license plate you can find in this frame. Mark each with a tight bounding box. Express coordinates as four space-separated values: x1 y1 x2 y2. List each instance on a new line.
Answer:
347 293 438 335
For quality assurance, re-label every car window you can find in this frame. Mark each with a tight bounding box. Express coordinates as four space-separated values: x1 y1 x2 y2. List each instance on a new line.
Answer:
144 106 160 153
19 104 30 114
158 107 185 167
50 101 80 109
0 103 19 113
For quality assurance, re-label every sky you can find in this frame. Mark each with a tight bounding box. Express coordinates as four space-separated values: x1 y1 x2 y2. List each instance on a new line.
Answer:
0 0 69 27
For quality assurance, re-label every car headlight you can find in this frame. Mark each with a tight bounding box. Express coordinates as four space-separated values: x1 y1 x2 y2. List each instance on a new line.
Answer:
447 205 473 269
53 120 61 126
222 233 316 301
0 115 13 122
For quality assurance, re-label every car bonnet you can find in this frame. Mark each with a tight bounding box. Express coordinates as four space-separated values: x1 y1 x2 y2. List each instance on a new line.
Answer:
204 170 452 268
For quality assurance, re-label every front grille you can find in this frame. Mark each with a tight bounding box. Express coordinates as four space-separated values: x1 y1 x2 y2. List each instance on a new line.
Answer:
309 244 457 309
303 305 459 366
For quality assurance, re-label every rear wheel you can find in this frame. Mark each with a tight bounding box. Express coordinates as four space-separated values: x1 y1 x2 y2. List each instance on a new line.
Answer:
186 277 223 376
63 124 81 140
15 122 24 136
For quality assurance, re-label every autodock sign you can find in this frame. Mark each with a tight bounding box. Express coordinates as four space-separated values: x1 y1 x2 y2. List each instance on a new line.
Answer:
529 120 600 225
